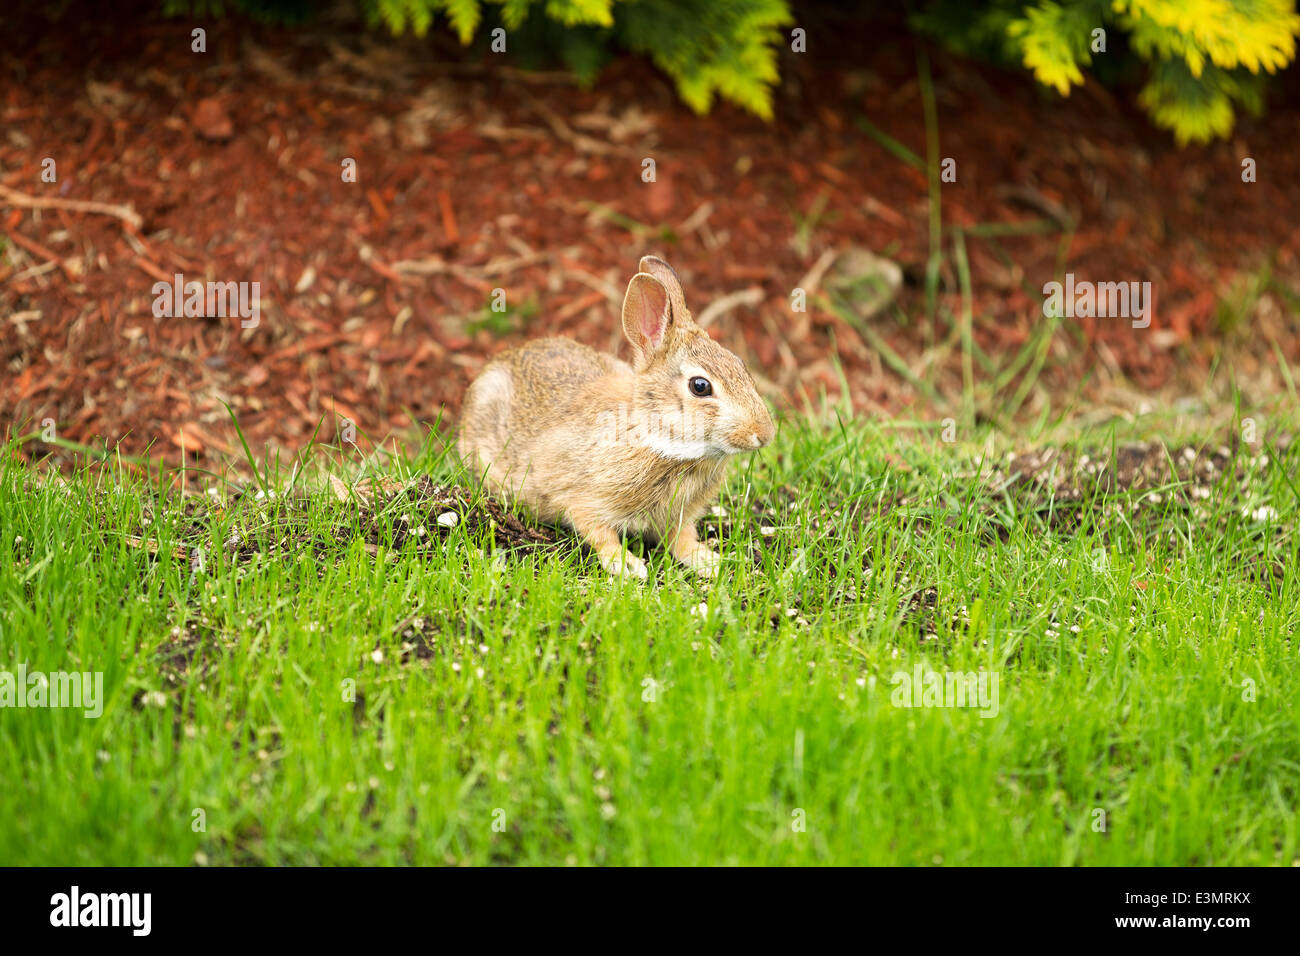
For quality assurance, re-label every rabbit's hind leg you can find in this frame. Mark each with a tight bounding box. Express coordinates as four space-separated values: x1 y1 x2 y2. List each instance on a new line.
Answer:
459 365 515 483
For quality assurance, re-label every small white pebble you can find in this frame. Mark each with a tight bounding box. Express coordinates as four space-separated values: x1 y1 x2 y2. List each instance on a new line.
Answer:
437 511 459 528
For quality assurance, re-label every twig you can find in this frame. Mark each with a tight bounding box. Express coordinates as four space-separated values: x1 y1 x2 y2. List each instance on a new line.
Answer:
519 88 624 156
795 248 839 298
3 229 80 280
437 190 459 244
391 250 551 280
563 268 623 305
695 287 765 328
0 184 143 231
679 201 714 235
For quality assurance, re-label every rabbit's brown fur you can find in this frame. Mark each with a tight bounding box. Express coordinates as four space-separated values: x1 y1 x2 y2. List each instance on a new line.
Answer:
460 256 774 579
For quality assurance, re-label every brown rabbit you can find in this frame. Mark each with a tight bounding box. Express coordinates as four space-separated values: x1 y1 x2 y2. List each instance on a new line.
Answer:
459 255 775 579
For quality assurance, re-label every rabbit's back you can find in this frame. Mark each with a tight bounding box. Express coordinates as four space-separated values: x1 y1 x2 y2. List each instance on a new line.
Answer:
507 337 628 401
460 337 630 492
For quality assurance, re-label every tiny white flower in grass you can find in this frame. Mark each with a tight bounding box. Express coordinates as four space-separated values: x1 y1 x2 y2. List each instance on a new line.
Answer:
760 525 776 536
475 667 485 679
855 678 866 688
437 511 459 528
1246 505 1278 522
600 802 617 819
144 690 167 707
370 648 383 664
451 661 461 672
690 602 709 617
415 525 426 537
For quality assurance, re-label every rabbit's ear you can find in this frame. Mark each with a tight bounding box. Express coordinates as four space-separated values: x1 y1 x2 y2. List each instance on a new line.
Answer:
622 272 672 358
638 255 692 325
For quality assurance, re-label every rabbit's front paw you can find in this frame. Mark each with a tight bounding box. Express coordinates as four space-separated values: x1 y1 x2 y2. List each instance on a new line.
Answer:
603 550 649 580
681 547 720 579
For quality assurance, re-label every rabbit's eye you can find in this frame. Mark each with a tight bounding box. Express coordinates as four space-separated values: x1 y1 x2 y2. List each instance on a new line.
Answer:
688 376 713 397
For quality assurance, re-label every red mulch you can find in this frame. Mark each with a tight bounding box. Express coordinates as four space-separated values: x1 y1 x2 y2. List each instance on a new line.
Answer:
2 3 1298 465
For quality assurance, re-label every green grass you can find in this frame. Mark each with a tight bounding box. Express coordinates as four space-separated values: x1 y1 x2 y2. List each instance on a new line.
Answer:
1 412 1298 865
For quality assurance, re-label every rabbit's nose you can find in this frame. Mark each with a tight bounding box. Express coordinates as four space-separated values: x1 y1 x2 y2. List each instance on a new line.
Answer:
749 421 774 448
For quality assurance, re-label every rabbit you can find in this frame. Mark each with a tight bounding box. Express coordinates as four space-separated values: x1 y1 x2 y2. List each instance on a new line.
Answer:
459 255 775 579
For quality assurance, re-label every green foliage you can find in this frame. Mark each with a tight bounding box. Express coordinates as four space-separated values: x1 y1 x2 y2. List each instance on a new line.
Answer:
362 0 792 118
166 0 791 119
915 0 1300 144
161 0 317 24
164 1 1296 142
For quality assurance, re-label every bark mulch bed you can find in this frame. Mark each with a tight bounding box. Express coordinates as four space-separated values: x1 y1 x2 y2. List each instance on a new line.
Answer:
3 3 1299 468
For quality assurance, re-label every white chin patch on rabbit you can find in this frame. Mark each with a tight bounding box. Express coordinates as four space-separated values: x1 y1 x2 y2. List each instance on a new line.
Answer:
640 432 723 461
